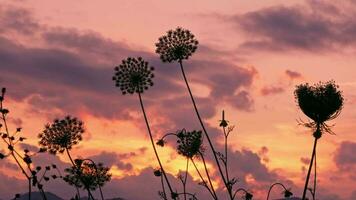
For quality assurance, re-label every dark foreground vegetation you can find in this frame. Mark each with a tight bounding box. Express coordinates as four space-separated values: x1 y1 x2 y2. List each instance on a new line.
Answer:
0 27 344 200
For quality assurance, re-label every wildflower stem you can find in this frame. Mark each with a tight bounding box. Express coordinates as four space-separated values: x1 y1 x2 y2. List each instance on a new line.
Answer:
223 127 230 191
313 151 317 200
198 151 218 200
302 137 318 200
182 158 189 200
28 179 31 200
65 149 95 200
160 174 168 200
266 182 288 200
191 159 216 200
137 92 175 199
179 60 231 200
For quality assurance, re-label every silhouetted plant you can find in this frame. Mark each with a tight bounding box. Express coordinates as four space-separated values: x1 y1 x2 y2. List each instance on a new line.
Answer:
156 27 235 200
64 159 111 200
113 56 154 95
295 81 343 200
156 27 198 63
38 116 84 155
113 57 176 199
158 129 217 200
266 182 293 200
0 87 54 200
39 116 95 199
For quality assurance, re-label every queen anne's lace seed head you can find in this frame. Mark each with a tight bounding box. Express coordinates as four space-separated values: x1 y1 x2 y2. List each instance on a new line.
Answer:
176 129 203 158
156 27 198 63
63 160 111 191
38 116 84 154
295 81 343 124
113 57 154 95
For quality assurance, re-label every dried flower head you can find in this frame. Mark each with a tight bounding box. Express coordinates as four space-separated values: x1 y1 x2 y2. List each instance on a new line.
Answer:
295 81 343 135
284 189 293 198
38 116 84 154
245 192 253 200
63 160 111 191
295 81 343 124
176 129 203 158
153 168 162 177
113 57 154 95
156 27 198 63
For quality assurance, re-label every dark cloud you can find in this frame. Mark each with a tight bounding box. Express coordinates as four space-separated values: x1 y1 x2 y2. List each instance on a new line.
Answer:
230 1 356 52
261 85 285 96
285 70 302 80
0 9 256 123
0 5 40 35
89 151 135 171
334 141 356 169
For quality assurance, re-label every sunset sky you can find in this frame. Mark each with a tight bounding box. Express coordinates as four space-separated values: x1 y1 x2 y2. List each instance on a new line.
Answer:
0 0 356 199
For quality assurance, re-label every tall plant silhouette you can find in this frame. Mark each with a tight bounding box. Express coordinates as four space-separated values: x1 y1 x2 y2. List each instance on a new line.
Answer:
158 129 218 200
112 57 176 199
156 27 234 199
0 88 55 200
38 116 95 199
295 81 343 200
63 159 111 200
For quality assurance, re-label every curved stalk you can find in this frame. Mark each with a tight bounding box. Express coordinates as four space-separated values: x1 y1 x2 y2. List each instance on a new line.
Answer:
138 93 175 199
266 182 288 200
232 188 249 199
179 60 232 199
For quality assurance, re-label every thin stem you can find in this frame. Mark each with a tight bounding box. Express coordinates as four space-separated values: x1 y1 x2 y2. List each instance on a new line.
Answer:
28 178 31 200
191 159 215 200
223 127 230 192
66 149 95 200
160 174 168 200
302 137 318 200
39 188 48 200
138 92 175 199
313 151 317 200
183 159 189 200
179 60 232 200
99 186 104 200
266 182 288 200
199 152 218 200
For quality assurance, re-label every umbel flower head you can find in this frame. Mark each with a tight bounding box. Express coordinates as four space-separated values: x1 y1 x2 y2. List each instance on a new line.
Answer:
295 81 343 135
38 116 84 154
155 27 199 63
176 129 203 158
63 160 111 191
113 57 154 95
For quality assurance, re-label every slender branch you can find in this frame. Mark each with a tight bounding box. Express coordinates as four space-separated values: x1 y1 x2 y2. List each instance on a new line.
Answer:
179 60 232 200
138 92 175 199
